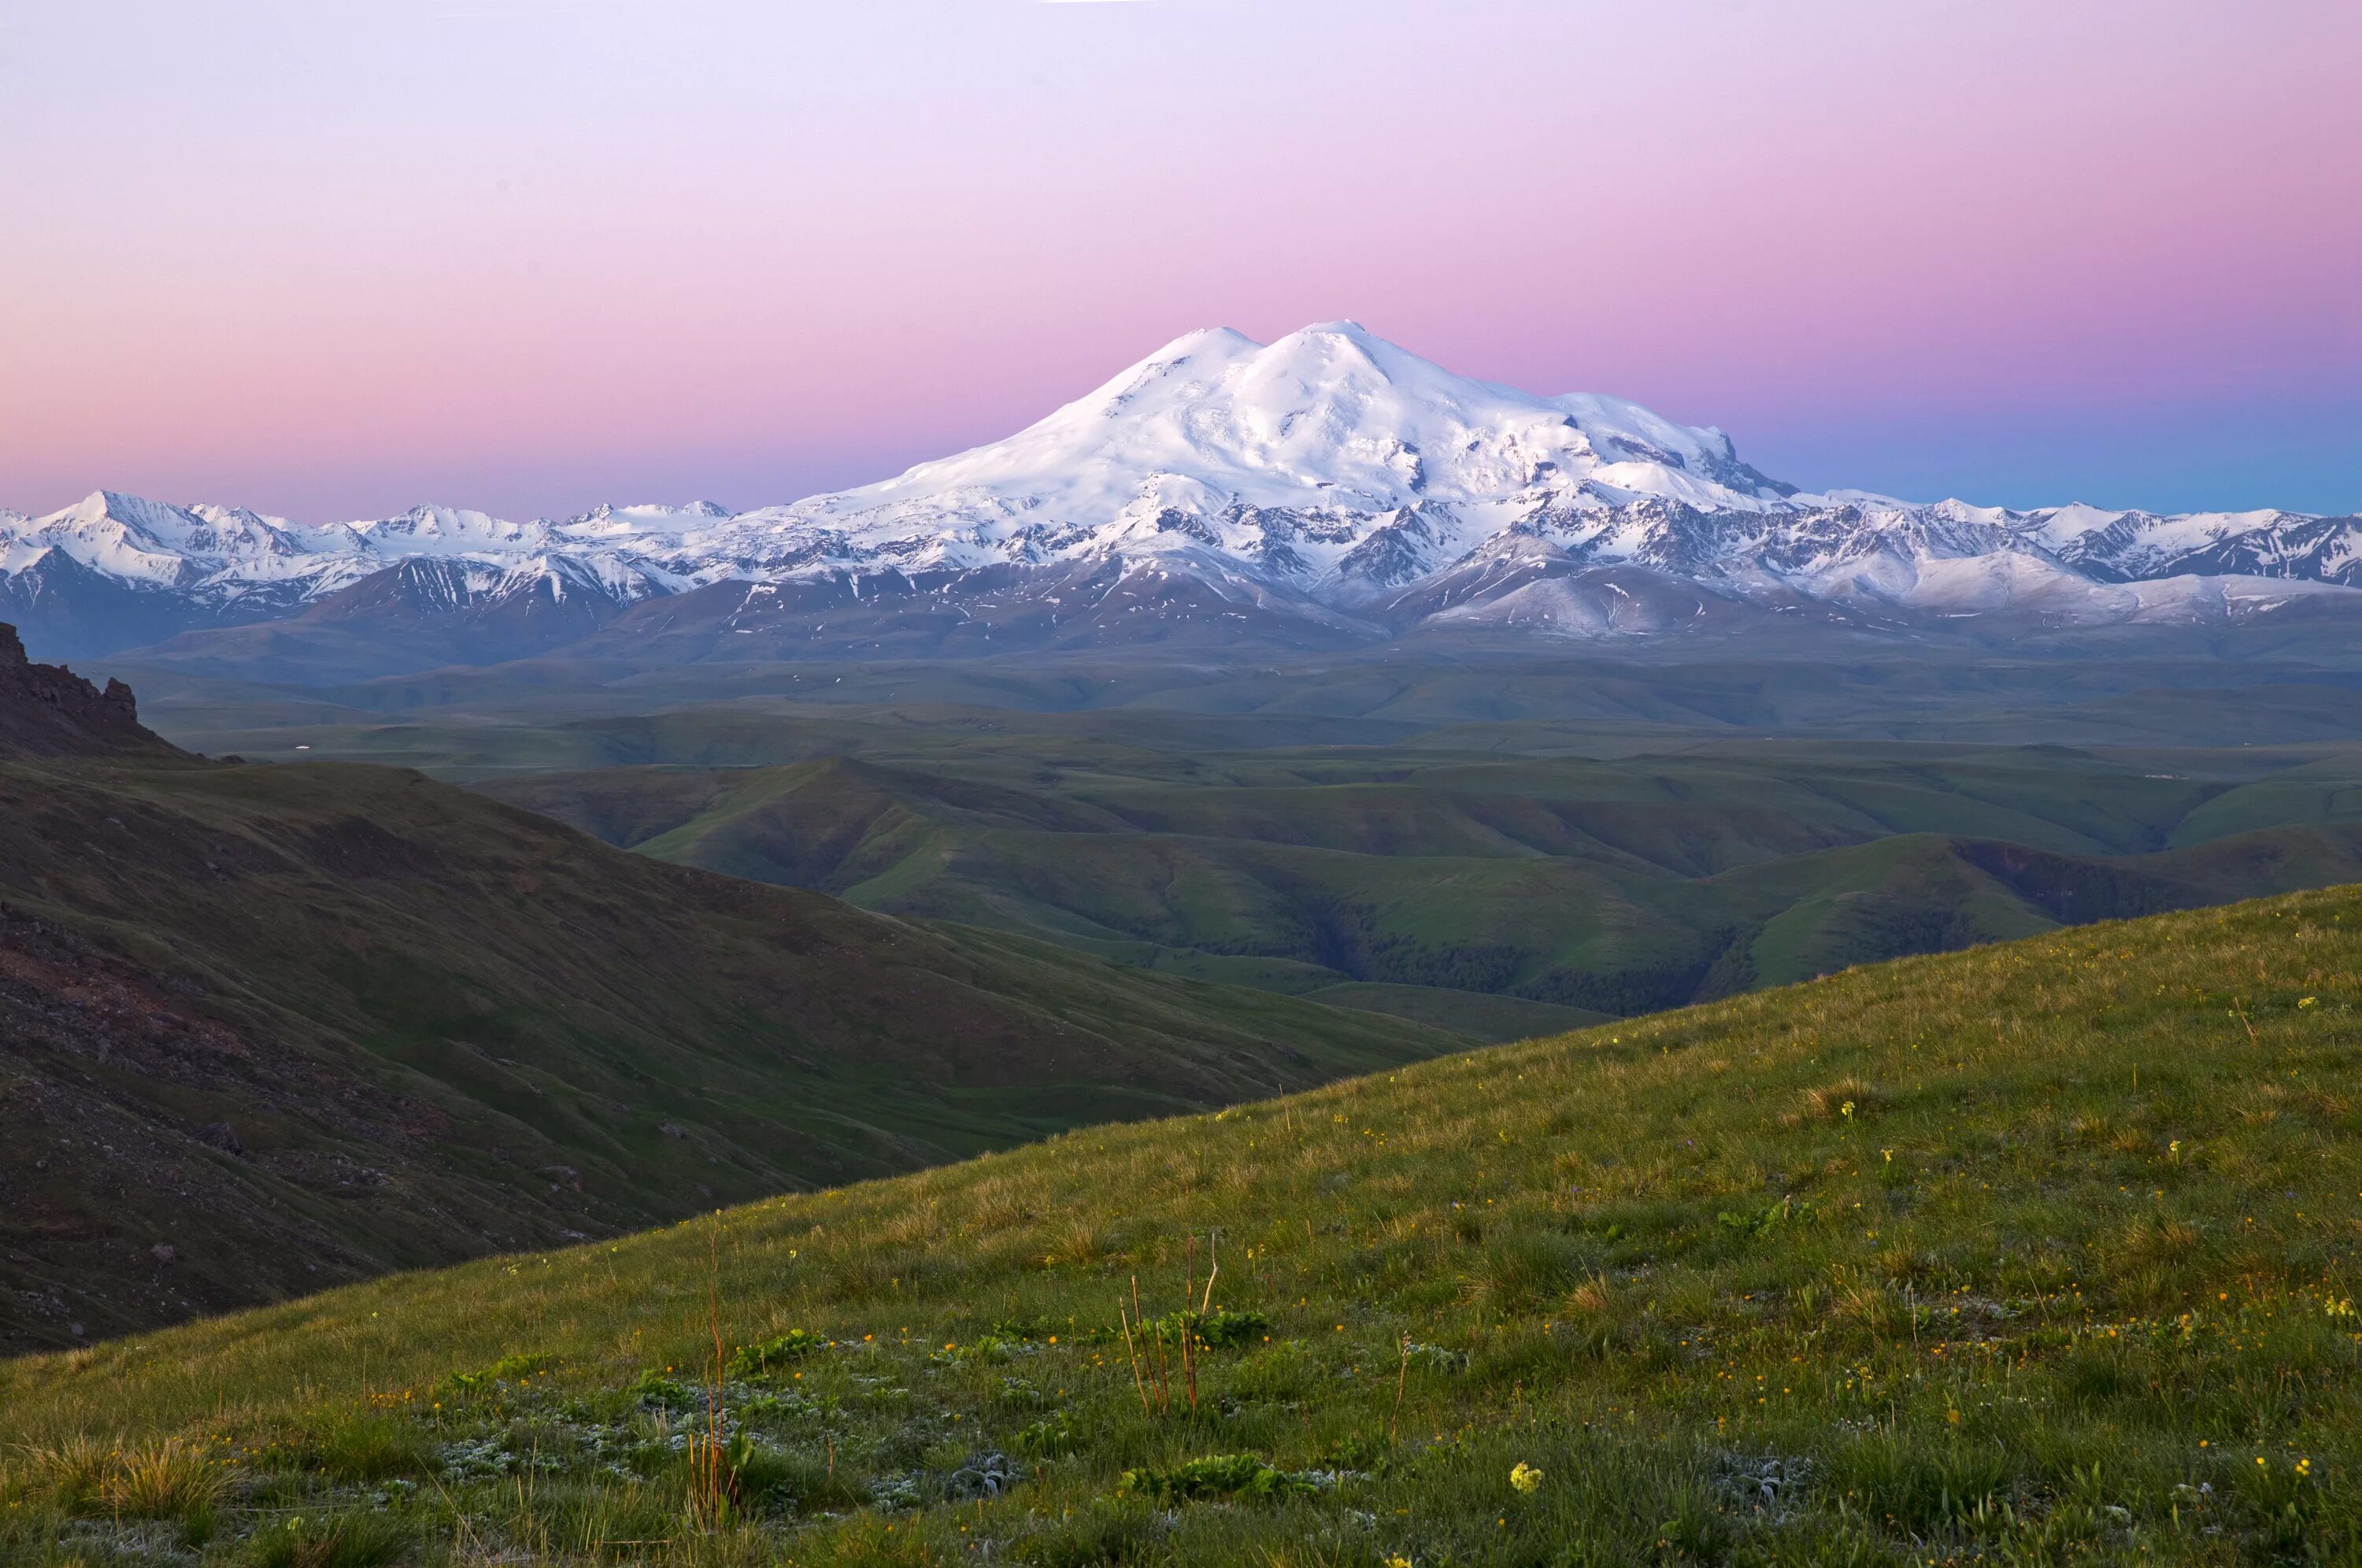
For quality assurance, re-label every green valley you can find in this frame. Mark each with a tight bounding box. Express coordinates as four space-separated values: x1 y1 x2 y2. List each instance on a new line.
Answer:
483 736 2362 1032
115 643 2362 1042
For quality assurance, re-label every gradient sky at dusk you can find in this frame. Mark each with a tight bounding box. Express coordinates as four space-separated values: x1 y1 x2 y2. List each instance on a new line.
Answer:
4 0 2357 521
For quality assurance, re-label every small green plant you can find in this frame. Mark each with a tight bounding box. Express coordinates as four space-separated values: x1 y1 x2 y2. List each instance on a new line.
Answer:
993 1316 1118 1346
731 1329 828 1376
1141 1307 1268 1349
1118 1454 1321 1502
444 1350 553 1391
1401 1341 1470 1373
1717 1195 1815 1238
1013 1416 1081 1457
929 1333 1020 1366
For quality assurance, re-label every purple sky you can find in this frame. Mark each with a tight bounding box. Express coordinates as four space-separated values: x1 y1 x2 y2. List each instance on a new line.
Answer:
3 0 2357 521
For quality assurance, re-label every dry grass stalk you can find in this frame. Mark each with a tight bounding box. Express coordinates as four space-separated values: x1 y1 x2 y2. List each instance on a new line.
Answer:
1118 1281 1153 1417
690 1222 738 1528
1566 1272 1616 1318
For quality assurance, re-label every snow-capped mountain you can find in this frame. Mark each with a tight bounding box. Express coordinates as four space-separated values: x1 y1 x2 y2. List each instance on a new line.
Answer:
6 323 2356 668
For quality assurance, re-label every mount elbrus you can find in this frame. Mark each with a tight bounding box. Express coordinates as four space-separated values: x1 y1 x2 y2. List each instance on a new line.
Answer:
6 323 2356 668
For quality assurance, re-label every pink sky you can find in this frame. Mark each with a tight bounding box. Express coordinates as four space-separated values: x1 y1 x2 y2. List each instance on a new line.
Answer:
3 0 2356 520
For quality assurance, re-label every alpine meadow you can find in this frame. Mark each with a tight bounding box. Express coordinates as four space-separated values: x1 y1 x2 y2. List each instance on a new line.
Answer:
3 886 2356 1564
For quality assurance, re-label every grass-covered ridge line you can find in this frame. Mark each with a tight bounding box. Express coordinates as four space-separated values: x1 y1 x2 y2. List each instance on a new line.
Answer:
6 886 2360 1564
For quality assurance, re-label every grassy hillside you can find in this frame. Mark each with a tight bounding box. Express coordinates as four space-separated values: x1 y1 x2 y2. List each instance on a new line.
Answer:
6 885 2356 1563
0 747 1455 1353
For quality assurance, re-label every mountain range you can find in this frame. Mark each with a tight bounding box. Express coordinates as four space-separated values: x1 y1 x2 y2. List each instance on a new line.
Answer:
7 322 2358 672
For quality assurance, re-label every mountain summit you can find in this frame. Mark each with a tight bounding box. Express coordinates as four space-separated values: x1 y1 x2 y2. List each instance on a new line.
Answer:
771 320 1795 576
6 325 2358 668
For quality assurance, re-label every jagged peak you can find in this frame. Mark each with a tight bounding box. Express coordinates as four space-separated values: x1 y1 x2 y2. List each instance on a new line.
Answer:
49 490 196 532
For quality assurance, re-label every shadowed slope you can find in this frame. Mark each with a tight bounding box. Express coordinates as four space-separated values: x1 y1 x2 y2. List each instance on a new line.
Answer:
0 627 1457 1352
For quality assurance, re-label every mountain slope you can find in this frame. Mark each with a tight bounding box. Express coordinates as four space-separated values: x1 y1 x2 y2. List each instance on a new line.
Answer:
0 630 1458 1352
10 326 2360 672
4 883 2356 1562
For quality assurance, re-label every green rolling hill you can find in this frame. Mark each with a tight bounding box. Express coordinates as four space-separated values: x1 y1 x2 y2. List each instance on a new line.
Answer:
104 636 2362 1044
5 884 2356 1562
480 739 2362 1030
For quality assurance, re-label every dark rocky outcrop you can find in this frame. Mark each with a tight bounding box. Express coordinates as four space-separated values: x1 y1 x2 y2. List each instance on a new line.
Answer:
0 621 171 756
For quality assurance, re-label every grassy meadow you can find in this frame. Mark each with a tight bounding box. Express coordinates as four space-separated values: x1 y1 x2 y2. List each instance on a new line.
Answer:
5 883 2360 1563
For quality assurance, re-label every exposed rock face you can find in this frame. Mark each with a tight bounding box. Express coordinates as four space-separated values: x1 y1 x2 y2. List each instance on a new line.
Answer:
0 621 168 755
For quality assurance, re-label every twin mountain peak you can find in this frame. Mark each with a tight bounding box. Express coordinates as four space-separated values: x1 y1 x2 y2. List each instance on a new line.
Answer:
5 324 2356 665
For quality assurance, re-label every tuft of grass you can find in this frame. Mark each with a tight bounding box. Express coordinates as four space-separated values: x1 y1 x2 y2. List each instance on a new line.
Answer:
17 1434 111 1514
246 1511 415 1568
1564 1270 1618 1319
1798 1074 1882 1120
310 1413 434 1482
1006 1500 1161 1567
1834 1278 1912 1339
13 1433 227 1523
1053 1219 1113 1267
1458 1230 1587 1311
98 1436 228 1519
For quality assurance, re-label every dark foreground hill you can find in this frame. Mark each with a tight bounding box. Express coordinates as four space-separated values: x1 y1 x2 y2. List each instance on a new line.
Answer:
0 626 1454 1352
2 884 2356 1563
